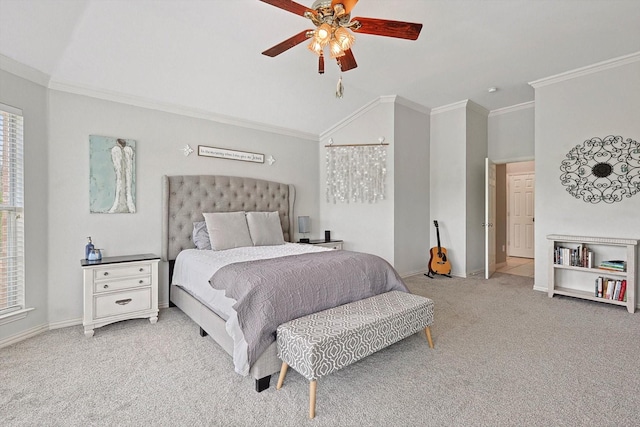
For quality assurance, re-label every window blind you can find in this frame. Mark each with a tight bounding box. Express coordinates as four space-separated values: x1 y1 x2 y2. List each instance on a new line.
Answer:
0 103 25 315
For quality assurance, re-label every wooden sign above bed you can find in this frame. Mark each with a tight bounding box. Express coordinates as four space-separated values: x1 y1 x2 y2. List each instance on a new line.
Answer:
198 145 264 164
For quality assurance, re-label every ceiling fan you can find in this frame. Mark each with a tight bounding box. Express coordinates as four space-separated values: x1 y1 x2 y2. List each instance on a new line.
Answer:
260 0 423 74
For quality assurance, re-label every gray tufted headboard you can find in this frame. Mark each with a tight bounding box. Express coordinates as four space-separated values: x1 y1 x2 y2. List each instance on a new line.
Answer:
162 175 295 261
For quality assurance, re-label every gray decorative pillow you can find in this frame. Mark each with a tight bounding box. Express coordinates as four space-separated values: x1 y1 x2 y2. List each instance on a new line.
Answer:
246 211 285 246
203 211 253 251
192 221 211 250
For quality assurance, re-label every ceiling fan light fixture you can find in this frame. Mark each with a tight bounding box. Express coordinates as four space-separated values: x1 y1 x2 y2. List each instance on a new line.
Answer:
315 23 332 45
329 38 345 58
334 27 355 50
308 38 324 55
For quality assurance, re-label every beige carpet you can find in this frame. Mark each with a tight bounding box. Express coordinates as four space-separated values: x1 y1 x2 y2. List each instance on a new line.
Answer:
2 272 639 426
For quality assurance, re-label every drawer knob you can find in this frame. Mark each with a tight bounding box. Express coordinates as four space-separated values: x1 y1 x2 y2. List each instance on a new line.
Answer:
103 272 109 276
139 280 143 284
139 268 144 272
103 284 109 289
115 298 132 306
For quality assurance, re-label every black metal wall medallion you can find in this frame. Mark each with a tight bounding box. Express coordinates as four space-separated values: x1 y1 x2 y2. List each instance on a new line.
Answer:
560 135 640 204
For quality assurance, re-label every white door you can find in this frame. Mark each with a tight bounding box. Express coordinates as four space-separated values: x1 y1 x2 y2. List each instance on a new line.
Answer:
508 173 535 258
485 158 496 279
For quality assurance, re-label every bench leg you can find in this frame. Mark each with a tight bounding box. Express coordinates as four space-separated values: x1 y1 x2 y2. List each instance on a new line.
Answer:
276 362 288 390
309 380 317 419
425 326 434 348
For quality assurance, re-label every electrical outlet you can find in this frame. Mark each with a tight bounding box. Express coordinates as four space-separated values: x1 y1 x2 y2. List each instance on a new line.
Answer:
502 245 506 252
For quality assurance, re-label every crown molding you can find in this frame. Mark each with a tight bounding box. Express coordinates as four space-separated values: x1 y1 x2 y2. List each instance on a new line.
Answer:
1 55 318 141
0 54 50 87
488 101 535 117
529 51 640 88
394 96 431 114
48 80 318 141
466 99 489 116
320 97 386 139
320 95 430 140
430 99 469 115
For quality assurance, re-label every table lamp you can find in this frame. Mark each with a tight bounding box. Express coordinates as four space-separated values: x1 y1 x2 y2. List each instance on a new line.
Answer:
298 216 310 243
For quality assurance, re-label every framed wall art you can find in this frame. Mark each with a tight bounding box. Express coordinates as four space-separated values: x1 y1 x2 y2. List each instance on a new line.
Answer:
90 135 136 213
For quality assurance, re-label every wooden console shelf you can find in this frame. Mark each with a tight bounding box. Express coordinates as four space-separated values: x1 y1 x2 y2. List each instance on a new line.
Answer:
547 234 638 313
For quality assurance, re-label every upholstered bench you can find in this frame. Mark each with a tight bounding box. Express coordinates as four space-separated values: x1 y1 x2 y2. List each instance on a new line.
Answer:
276 290 434 419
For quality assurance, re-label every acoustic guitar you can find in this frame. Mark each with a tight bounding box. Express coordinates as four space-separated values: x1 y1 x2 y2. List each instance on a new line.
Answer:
426 220 452 278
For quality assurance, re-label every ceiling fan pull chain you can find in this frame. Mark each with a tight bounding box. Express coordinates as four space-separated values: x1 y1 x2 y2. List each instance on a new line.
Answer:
336 75 344 98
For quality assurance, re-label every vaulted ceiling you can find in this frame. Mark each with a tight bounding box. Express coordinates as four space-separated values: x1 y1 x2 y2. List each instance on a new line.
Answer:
1 0 639 136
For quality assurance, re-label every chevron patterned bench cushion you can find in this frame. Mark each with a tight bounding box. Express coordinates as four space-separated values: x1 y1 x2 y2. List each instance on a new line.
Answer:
276 290 434 381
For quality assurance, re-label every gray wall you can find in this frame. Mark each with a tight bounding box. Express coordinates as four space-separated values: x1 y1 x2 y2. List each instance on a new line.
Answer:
532 57 640 297
465 103 488 275
45 90 320 325
430 102 467 276
488 103 535 163
319 99 396 263
393 101 430 276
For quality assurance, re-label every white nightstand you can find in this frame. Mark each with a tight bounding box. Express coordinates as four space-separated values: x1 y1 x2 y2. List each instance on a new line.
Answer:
81 254 160 337
306 239 343 250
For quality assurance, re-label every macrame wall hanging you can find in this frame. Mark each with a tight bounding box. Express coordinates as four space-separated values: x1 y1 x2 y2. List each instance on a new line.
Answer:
325 139 387 204
559 135 640 204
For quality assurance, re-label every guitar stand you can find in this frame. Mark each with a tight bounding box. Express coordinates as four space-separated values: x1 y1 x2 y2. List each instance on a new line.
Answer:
425 271 451 279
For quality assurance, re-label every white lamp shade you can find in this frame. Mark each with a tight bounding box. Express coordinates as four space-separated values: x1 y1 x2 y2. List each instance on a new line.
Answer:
298 216 311 234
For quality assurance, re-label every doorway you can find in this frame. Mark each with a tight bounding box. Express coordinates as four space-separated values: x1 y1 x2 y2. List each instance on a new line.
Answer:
492 160 535 277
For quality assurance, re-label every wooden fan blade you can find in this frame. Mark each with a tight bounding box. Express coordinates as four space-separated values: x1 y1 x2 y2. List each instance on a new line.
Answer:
351 17 423 40
262 30 312 57
259 0 314 17
332 0 359 14
337 48 357 72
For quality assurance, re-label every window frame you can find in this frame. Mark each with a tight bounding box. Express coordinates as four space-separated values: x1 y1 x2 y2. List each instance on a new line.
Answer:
0 102 26 323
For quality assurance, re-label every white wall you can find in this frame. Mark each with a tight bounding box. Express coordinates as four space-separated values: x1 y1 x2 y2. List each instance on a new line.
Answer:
430 102 467 276
532 55 640 296
0 70 49 341
393 101 430 276
47 90 320 325
319 99 395 264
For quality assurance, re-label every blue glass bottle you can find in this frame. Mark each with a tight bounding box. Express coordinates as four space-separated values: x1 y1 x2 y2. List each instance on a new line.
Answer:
85 237 94 260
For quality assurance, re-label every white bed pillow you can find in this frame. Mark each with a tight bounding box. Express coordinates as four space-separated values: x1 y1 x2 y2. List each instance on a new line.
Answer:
192 221 211 250
203 211 253 251
246 211 285 246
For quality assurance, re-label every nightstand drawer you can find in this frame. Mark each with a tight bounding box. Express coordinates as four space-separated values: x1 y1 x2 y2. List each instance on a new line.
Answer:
313 241 343 250
94 288 151 319
94 276 151 293
93 263 152 281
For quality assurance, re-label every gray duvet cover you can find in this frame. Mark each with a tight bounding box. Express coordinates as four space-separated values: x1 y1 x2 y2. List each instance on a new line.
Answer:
209 250 408 366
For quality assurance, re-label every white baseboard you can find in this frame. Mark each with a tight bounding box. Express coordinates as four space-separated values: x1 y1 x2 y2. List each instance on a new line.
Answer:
400 268 430 279
0 323 49 349
48 318 82 330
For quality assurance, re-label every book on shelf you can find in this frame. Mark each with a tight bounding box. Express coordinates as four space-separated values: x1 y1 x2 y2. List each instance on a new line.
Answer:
595 277 627 301
555 244 593 268
604 279 612 299
619 279 627 301
613 280 621 300
598 260 626 272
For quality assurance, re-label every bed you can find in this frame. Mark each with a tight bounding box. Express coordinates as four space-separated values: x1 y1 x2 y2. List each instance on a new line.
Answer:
161 175 407 392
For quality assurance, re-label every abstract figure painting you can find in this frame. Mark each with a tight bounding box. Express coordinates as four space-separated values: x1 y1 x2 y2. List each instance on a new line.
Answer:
90 135 136 213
